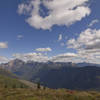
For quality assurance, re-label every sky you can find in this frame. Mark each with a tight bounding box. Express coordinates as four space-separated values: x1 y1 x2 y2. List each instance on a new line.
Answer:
0 0 100 63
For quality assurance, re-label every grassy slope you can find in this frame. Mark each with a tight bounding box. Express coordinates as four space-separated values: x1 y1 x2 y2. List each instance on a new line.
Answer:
0 88 99 100
19 80 38 89
0 75 28 88
0 68 17 79
0 68 29 89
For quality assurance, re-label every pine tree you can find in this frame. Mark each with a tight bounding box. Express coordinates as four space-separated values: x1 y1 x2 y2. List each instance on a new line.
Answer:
37 82 41 89
4 84 7 88
12 84 16 88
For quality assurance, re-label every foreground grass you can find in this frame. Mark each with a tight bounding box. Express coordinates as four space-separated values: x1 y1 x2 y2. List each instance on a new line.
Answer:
0 75 28 88
0 88 98 100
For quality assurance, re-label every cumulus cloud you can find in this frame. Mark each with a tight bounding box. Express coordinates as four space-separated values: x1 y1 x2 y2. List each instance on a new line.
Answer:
52 53 77 59
35 47 52 52
18 0 91 30
13 52 49 62
67 28 100 50
88 19 99 27
67 28 100 64
58 34 62 41
50 51 100 64
0 56 9 64
0 42 8 48
50 53 79 62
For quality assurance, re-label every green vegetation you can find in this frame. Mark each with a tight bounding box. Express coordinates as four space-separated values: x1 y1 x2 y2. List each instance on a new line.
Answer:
0 68 17 79
37 82 41 89
0 75 28 88
0 88 100 100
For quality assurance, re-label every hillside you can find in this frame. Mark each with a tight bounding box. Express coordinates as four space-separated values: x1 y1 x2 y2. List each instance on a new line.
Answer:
0 68 17 79
0 75 28 88
0 68 41 90
34 66 100 90
0 68 29 89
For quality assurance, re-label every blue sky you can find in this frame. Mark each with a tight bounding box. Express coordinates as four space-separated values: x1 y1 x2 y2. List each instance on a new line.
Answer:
0 0 100 63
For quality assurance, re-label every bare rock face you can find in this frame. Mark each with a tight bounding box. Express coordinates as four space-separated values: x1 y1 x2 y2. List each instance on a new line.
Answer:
0 59 25 71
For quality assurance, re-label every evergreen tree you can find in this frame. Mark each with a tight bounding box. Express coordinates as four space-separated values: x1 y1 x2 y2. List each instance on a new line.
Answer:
37 82 41 89
12 84 16 88
43 86 46 90
4 84 7 88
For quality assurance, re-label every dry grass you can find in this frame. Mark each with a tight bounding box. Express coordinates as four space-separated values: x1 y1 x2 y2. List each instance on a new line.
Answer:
0 88 96 100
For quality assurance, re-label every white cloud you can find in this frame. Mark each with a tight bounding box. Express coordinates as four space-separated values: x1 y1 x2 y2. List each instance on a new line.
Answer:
18 0 91 30
35 47 52 52
50 53 79 62
0 56 9 64
67 28 100 64
67 28 100 50
88 19 99 27
52 53 77 58
13 52 49 62
58 34 62 41
17 35 23 40
0 42 8 48
18 3 32 15
50 51 100 64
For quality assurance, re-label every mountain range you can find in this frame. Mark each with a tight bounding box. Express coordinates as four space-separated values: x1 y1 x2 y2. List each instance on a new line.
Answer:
0 59 100 90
